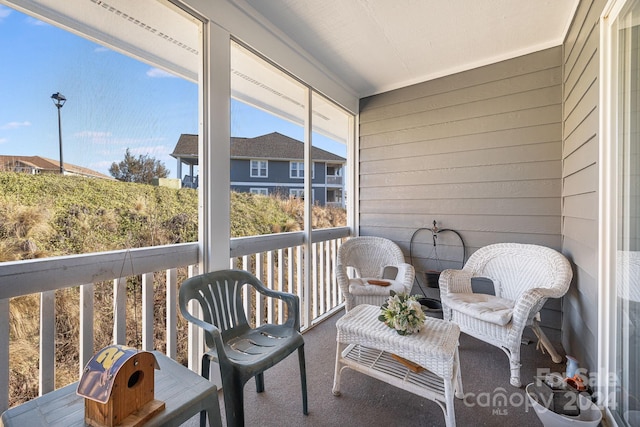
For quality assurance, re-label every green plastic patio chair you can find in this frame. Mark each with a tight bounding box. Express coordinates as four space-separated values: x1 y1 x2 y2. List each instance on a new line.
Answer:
178 269 308 427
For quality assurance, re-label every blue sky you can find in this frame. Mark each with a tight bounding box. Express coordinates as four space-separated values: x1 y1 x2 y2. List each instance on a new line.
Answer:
0 5 198 178
0 5 344 179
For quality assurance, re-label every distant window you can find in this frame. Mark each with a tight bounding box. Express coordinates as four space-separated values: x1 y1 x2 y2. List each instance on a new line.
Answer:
290 161 304 178
290 188 304 199
327 189 343 203
250 188 268 196
250 160 267 177
290 161 314 178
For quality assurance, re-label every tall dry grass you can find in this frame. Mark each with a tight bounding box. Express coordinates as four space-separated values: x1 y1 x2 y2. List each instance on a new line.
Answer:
2 175 345 407
0 201 53 260
277 195 347 230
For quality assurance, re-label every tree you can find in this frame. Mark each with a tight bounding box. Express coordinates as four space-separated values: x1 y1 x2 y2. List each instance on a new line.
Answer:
109 148 170 184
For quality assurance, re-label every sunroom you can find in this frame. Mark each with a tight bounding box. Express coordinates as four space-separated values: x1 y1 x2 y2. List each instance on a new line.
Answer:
0 0 638 426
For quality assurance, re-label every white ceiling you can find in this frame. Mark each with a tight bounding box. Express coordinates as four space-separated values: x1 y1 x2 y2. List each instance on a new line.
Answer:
4 0 201 81
5 0 579 130
239 0 580 98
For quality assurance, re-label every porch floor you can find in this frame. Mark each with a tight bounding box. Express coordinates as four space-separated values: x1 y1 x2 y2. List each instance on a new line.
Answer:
189 308 566 426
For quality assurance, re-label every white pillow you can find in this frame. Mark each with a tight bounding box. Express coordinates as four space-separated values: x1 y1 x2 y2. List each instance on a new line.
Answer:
348 278 405 295
443 293 514 326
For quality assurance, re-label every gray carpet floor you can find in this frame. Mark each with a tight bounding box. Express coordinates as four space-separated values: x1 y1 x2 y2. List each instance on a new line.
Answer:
192 308 572 427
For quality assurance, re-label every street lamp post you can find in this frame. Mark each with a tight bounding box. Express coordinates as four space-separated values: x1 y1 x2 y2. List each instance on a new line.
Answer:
51 92 66 174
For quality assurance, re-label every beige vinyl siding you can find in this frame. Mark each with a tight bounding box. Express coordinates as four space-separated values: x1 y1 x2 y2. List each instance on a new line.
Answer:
561 0 606 373
359 46 564 331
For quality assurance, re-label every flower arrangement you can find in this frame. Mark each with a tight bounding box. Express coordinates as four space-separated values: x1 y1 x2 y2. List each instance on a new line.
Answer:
378 291 426 335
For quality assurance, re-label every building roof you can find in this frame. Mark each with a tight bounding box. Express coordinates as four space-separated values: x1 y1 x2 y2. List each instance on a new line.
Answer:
171 134 198 158
0 155 112 179
171 132 346 163
232 132 345 162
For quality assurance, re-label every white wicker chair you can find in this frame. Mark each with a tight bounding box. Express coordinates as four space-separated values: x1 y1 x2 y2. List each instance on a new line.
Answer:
337 236 415 312
439 243 572 387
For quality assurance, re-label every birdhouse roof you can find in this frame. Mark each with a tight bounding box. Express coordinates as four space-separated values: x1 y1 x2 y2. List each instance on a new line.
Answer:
76 345 159 404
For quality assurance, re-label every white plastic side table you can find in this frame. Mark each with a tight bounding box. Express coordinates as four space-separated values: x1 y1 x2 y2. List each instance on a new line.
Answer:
0 351 222 427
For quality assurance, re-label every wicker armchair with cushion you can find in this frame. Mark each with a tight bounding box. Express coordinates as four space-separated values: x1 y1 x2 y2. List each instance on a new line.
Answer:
337 236 415 312
439 243 572 387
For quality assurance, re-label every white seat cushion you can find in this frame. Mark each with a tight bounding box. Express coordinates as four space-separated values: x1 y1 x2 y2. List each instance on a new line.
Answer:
443 293 515 326
348 278 406 296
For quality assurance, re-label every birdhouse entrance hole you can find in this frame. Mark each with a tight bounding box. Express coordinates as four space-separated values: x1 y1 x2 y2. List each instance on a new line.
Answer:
128 371 143 388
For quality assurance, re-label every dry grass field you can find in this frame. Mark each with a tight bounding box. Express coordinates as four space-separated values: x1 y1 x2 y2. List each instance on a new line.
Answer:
0 172 345 406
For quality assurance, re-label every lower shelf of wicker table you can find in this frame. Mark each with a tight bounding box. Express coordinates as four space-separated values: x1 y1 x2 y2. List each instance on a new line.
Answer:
333 344 460 425
335 343 447 402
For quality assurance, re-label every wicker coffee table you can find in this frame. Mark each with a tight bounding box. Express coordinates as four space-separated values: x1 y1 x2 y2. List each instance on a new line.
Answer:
333 304 463 427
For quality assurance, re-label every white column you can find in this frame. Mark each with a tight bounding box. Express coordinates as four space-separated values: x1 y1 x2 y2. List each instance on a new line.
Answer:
200 21 230 273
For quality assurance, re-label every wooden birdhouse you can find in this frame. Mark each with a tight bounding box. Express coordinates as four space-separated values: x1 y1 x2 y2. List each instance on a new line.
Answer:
77 345 165 427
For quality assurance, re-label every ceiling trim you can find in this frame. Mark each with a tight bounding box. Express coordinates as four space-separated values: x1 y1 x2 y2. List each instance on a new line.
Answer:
368 39 565 98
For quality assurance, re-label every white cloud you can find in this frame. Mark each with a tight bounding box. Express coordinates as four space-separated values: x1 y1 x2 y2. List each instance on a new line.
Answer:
90 160 114 170
128 145 171 156
146 68 177 78
94 46 109 53
109 137 166 147
73 131 112 138
79 131 165 149
1 121 31 130
25 16 48 26
0 138 8 144
77 132 170 168
0 5 11 20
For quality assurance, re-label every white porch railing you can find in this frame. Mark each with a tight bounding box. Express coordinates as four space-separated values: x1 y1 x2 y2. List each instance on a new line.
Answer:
0 227 349 412
326 175 343 185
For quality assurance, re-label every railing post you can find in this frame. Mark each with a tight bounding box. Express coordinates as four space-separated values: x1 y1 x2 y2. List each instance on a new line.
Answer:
255 252 263 327
267 250 275 324
332 239 339 306
242 255 250 315
113 278 126 345
187 265 203 372
166 268 177 359
287 247 294 295
79 284 94 378
312 243 318 320
325 240 331 313
319 241 326 314
141 272 154 351
277 248 284 323
39 290 55 395
298 245 307 328
0 298 9 413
